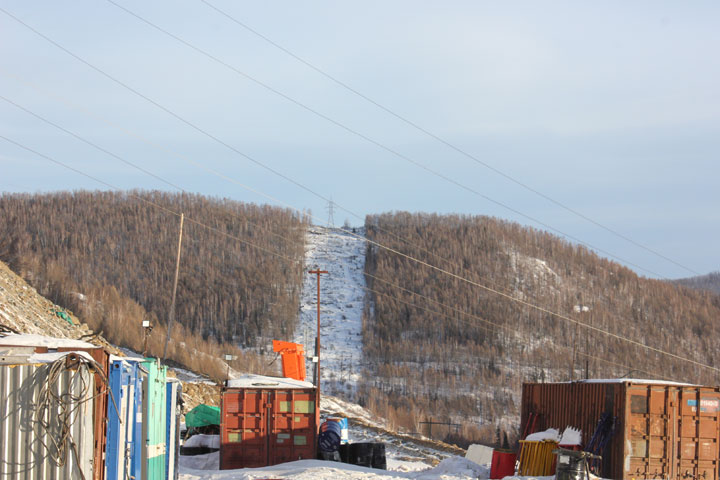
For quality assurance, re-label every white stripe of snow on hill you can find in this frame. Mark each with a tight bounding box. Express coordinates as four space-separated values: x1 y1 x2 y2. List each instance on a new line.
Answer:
295 226 366 396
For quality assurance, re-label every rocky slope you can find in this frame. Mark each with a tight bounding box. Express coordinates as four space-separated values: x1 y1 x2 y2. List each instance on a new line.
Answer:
0 259 103 343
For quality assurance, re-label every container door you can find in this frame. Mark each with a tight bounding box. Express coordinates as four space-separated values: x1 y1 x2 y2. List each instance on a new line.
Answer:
165 382 180 480
106 360 131 480
268 389 316 465
142 359 168 480
676 388 720 480
221 389 270 469
625 385 676 479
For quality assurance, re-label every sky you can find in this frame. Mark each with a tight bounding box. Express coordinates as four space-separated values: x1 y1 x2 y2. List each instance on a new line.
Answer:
0 1 718 280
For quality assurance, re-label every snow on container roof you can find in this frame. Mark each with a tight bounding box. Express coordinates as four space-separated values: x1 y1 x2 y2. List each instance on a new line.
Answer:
27 350 96 364
580 378 697 386
541 378 698 386
0 333 95 349
0 350 96 365
227 373 315 389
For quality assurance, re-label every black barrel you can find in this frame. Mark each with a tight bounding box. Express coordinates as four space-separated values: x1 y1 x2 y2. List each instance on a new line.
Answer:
339 443 351 463
371 442 386 470
318 450 341 462
348 442 374 467
179 446 219 456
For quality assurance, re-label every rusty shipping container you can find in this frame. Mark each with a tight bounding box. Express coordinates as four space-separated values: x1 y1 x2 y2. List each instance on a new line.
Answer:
220 375 318 470
0 335 110 480
522 380 720 480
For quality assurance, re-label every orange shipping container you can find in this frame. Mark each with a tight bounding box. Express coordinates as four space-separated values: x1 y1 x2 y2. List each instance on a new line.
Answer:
220 374 318 470
522 380 720 480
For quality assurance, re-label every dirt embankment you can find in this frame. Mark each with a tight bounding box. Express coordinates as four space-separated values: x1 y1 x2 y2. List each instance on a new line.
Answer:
0 260 104 343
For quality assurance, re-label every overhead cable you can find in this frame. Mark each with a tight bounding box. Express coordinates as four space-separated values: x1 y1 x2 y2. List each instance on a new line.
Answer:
2 130 716 377
0 134 300 265
0 8 713 372
97 1 668 278
198 0 700 276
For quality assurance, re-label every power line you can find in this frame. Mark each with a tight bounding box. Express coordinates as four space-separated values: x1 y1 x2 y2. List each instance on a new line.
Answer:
0 52 521 300
0 134 300 265
0 10 715 374
96 1 670 278
0 70 712 375
0 90 299 249
362 282 662 380
198 0 700 277
0 4 670 284
1 130 710 379
0 74 713 375
0 5 332 217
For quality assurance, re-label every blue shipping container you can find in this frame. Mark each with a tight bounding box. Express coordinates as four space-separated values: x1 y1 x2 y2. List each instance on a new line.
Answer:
130 364 147 480
106 358 182 480
106 359 146 480
106 360 132 480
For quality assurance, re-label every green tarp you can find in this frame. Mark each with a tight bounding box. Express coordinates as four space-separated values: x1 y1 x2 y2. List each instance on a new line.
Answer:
185 404 221 428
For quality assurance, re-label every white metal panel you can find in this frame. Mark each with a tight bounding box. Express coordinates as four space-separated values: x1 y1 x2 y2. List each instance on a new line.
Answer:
0 358 95 479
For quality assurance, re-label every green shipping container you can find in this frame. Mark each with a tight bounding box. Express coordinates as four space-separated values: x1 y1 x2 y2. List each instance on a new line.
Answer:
142 358 168 480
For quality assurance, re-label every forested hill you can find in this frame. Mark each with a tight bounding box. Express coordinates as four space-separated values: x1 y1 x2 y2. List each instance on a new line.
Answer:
362 212 720 444
673 272 720 295
0 191 308 374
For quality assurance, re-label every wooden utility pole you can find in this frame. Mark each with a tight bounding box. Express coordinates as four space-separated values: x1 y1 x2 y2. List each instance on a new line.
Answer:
308 268 328 412
585 310 590 379
570 294 581 381
163 213 184 361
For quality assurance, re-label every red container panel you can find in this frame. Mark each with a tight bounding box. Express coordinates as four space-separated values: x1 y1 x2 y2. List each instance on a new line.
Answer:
676 388 720 480
268 390 316 465
625 384 674 479
220 387 317 470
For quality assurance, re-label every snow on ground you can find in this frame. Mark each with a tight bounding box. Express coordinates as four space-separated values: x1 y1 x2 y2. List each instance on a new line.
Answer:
295 226 366 396
322 393 383 427
0 333 95 348
179 457 490 480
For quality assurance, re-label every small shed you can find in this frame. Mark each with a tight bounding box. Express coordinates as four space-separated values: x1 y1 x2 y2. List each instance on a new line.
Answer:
522 379 720 480
220 374 318 470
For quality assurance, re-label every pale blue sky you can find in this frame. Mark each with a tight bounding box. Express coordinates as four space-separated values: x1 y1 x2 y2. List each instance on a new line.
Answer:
1 1 718 279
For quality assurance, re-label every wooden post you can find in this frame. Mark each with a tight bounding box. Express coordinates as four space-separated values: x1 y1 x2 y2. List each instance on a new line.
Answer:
308 268 328 424
163 213 184 361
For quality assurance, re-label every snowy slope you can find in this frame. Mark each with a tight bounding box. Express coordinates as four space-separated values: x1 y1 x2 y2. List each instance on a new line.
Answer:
295 226 367 396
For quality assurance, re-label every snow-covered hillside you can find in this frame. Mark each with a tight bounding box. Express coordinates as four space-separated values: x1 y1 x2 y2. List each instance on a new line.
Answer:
295 226 367 396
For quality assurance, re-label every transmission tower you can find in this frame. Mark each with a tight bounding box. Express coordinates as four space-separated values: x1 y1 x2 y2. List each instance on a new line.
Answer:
326 198 335 227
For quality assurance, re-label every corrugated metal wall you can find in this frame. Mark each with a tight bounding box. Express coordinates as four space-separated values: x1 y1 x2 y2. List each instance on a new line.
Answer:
522 381 720 480
522 382 625 478
0 359 96 479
